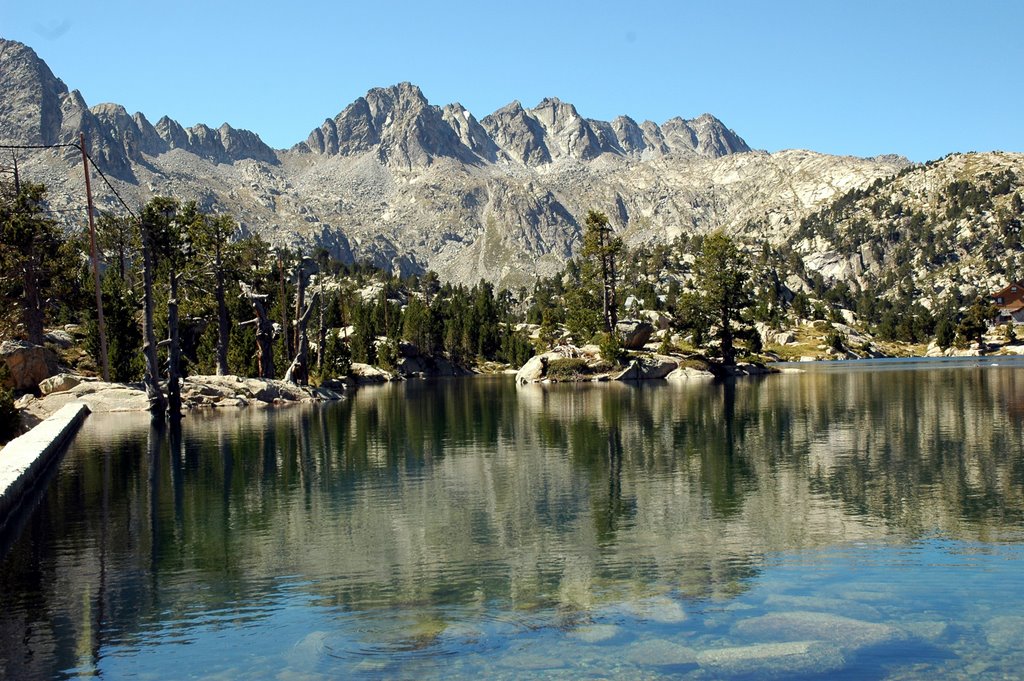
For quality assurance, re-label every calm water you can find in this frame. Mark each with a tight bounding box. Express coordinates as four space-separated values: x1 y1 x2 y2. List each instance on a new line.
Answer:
3 367 1024 679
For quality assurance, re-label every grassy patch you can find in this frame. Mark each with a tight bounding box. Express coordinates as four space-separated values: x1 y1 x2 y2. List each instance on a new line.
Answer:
545 358 592 380
676 356 713 372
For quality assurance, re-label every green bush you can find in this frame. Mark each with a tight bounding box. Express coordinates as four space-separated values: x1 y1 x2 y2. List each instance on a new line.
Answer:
545 358 590 380
824 326 846 353
377 338 399 371
318 331 352 379
596 332 623 365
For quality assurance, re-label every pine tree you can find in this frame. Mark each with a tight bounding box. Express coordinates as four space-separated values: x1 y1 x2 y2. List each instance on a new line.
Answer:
0 181 75 344
580 210 623 333
692 231 751 366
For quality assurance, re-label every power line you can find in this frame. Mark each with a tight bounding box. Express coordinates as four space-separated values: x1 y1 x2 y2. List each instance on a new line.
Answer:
0 141 140 221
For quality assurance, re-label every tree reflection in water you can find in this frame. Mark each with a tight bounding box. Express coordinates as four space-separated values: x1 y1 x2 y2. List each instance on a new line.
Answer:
2 368 1024 678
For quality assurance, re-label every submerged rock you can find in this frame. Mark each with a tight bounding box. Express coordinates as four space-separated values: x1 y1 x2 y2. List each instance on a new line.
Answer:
696 641 845 677
567 623 621 643
760 594 881 621
624 596 688 623
732 611 899 651
623 638 697 666
497 651 567 670
984 615 1024 649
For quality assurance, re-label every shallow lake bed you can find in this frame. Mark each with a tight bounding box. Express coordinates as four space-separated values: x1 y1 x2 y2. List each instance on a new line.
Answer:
3 366 1024 679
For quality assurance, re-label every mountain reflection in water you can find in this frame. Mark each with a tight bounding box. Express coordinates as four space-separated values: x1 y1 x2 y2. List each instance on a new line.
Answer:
2 367 1024 679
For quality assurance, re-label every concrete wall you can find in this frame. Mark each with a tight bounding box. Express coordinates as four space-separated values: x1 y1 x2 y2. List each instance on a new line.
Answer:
0 402 90 525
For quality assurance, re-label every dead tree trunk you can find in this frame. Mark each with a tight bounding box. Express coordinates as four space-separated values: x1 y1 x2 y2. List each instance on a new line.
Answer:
165 269 182 419
240 283 275 379
139 222 166 414
285 291 318 386
214 239 230 376
22 256 45 346
277 255 292 359
317 270 326 372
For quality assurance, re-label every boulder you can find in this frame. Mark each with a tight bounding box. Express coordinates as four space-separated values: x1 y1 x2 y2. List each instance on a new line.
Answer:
616 320 655 350
515 348 583 384
732 611 900 652
612 355 679 381
696 641 845 677
349 362 393 384
318 377 350 392
666 365 715 380
775 331 796 345
44 330 75 348
39 373 82 395
639 309 673 331
1 340 58 391
397 354 430 376
612 361 643 381
515 353 550 384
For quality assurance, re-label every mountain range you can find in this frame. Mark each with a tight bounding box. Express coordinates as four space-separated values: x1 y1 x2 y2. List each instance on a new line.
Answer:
0 37 966 290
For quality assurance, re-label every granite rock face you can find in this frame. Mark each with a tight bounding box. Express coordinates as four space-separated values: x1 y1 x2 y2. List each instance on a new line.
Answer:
0 341 58 391
1 37 916 291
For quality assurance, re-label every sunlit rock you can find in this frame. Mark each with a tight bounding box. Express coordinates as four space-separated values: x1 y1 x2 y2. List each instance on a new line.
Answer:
696 641 845 677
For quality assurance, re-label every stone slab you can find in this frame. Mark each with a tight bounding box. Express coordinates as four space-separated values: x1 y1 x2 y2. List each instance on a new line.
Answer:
0 402 89 526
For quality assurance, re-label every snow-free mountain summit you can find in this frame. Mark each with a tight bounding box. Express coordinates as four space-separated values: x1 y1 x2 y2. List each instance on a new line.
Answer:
0 38 907 287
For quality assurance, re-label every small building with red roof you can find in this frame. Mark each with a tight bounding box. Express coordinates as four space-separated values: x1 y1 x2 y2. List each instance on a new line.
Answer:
991 281 1024 325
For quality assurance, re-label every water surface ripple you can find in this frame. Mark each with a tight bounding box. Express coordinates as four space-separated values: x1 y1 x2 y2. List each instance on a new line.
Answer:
2 367 1024 679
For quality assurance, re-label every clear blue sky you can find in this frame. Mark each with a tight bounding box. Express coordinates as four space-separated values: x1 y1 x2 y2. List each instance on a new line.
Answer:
3 0 1021 161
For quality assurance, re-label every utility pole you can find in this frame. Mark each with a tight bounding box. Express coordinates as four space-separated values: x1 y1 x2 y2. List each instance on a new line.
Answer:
80 133 111 382
12 152 20 193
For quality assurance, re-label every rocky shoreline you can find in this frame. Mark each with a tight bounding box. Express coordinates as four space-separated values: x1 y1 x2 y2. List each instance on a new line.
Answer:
514 344 776 385
13 374 346 429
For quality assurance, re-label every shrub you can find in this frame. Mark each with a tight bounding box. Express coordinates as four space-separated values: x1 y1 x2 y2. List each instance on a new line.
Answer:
377 338 399 371
545 358 590 380
596 332 623 365
824 326 846 353
318 331 352 379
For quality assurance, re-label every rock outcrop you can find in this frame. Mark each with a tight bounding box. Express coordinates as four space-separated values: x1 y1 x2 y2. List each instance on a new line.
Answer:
17 374 345 425
0 37 915 291
1 341 58 391
515 346 720 384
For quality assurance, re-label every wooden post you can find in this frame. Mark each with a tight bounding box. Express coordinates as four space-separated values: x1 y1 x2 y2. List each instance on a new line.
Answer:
80 133 110 382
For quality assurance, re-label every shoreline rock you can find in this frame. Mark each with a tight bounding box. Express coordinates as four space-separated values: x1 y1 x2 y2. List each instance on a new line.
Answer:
15 374 346 427
515 345 775 384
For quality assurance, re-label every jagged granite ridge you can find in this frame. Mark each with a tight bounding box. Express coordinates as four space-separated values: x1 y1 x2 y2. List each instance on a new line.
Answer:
2 37 918 290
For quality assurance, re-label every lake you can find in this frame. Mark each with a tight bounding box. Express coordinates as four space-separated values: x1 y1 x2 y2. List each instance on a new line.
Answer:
3 364 1024 679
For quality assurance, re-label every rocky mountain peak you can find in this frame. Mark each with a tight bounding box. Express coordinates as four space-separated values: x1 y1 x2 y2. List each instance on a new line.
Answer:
529 97 603 161
480 100 552 166
1 38 807 290
0 38 275 174
441 102 500 161
297 85 751 170
0 39 69 146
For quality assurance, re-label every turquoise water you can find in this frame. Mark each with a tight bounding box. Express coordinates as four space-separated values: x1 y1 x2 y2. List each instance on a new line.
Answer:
3 367 1024 679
